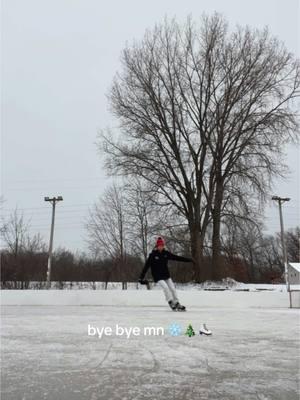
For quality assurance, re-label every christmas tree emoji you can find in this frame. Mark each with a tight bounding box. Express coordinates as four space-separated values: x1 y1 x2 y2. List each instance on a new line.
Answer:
185 324 195 337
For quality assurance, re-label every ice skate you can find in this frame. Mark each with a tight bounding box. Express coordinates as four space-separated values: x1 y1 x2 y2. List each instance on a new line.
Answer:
174 302 186 311
199 323 212 335
168 300 177 311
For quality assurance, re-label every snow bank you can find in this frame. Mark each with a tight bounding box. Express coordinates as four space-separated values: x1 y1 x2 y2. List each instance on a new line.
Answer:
1 289 295 308
3 278 299 292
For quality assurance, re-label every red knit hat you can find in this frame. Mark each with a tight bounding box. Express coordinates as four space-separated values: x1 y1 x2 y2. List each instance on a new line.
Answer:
156 237 165 247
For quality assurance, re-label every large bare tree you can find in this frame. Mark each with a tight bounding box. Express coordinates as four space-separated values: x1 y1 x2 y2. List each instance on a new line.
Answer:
98 14 299 282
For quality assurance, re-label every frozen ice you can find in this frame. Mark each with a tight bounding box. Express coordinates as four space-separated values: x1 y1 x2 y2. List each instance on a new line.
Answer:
1 289 300 400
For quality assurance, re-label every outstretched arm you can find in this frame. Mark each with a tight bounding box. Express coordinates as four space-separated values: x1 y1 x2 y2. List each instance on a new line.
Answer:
166 250 193 263
139 253 152 280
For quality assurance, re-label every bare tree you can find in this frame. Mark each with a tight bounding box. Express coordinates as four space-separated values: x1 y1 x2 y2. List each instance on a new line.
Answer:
0 196 7 237
223 216 264 281
85 182 129 288
98 14 299 282
285 227 300 262
202 20 299 277
123 178 157 260
123 177 185 260
1 208 30 256
212 181 266 279
1 208 46 253
1 208 47 287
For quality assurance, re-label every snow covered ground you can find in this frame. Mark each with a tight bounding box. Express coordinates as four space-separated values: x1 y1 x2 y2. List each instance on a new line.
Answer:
1 290 300 400
3 278 300 292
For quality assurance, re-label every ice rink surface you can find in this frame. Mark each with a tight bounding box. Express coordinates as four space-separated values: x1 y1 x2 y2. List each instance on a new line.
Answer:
1 291 300 400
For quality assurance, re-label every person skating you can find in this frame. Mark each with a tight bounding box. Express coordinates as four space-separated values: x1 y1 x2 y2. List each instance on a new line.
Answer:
138 237 193 311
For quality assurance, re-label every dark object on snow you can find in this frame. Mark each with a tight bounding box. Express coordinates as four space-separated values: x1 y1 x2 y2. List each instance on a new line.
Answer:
174 302 186 311
138 279 149 285
168 300 177 311
138 278 151 290
168 300 186 311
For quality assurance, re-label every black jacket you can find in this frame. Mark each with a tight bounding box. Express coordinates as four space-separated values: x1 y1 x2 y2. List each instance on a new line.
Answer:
140 248 193 283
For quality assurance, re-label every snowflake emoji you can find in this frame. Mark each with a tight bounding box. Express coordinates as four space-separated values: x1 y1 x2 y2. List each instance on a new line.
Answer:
168 323 182 336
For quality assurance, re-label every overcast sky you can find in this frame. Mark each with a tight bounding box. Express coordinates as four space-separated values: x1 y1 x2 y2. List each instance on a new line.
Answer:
1 0 299 254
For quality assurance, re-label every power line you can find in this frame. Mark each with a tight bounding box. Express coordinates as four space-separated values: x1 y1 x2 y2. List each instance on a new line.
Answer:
2 223 88 230
3 185 104 192
3 176 104 184
1 211 92 219
2 203 298 213
1 212 90 220
2 203 94 211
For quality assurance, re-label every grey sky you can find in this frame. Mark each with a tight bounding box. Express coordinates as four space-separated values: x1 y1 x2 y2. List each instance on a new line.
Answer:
1 0 299 254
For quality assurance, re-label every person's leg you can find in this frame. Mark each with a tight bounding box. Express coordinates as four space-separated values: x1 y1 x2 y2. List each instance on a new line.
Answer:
166 278 179 303
157 280 173 303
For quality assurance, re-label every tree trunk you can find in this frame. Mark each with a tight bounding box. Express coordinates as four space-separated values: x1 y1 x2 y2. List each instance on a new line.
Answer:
248 248 255 282
211 181 223 281
190 225 206 283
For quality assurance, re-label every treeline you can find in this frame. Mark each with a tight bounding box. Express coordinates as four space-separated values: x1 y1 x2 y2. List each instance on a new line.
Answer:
1 209 299 287
0 250 143 288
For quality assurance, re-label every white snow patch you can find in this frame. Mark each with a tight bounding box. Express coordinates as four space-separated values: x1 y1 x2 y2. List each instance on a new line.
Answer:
1 288 294 308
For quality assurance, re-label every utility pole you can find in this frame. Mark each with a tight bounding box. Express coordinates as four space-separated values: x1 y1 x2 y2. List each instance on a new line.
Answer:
44 196 63 289
271 196 290 294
